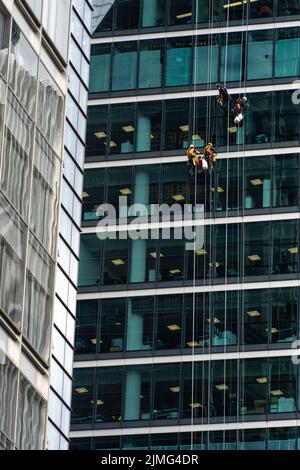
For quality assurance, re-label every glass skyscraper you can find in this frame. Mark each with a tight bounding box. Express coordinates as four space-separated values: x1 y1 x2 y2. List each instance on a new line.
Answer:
0 0 91 450
71 0 300 451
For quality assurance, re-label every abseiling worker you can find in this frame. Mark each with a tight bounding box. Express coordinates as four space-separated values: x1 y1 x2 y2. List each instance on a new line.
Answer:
216 83 230 106
187 144 207 175
187 144 199 175
234 96 247 124
204 142 217 171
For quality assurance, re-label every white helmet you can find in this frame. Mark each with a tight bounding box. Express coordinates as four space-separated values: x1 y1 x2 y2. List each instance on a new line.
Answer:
189 144 194 148
243 96 247 102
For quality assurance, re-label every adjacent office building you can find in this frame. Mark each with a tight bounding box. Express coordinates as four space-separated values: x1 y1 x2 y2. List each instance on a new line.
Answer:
0 0 91 450
71 0 300 450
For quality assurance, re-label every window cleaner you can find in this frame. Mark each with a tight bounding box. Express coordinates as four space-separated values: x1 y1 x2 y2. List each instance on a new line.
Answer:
234 96 247 124
204 142 217 172
187 144 208 175
216 83 230 107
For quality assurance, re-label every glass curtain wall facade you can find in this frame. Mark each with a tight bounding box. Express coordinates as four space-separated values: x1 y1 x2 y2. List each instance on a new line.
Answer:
71 0 300 450
48 0 92 450
0 0 69 450
0 0 91 451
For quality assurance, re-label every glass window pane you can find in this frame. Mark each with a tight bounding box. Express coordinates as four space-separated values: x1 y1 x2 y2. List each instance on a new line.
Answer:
276 0 300 17
90 44 111 93
100 298 126 353
269 357 296 413
220 33 242 83
158 233 185 282
240 358 268 416
42 0 71 61
271 220 298 275
103 238 129 285
156 295 182 350
184 293 209 350
86 105 108 157
0 5 10 79
153 364 180 420
194 35 218 85
268 428 297 450
0 355 18 443
123 435 149 450
243 289 269 345
30 132 61 256
274 90 300 143
244 156 271 210
166 38 192 87
245 92 272 145
210 360 237 418
0 193 26 327
212 291 238 347
141 0 166 27
16 375 46 450
2 91 33 220
110 104 135 154
123 366 151 421
136 102 162 152
9 22 38 118
208 431 237 450
78 234 101 288
72 369 95 424
23 235 55 361
112 42 137 91
82 168 106 222
248 30 273 80
116 0 140 30
164 99 190 150
271 288 298 343
244 222 270 277
168 0 193 26
126 297 154 351
96 367 123 422
75 300 98 355
272 154 299 208
275 28 300 78
239 429 266 450
37 64 64 156
139 39 163 89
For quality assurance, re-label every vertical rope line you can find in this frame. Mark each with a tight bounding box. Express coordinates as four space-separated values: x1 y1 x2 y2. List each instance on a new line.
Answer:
190 0 200 450
222 0 232 447
241 0 250 439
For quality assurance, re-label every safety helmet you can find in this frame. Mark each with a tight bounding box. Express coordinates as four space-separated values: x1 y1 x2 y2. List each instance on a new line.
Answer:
208 142 213 146
243 96 247 102
189 144 194 148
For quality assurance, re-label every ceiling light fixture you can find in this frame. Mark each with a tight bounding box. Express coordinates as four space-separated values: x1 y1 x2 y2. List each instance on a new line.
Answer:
250 178 263 186
176 12 192 19
187 341 199 347
248 254 261 262
119 188 132 196
247 310 261 318
169 269 182 274
256 377 268 384
75 387 88 394
94 131 106 139
172 194 185 202
215 384 228 391
122 125 135 133
112 259 125 266
167 324 181 331
195 249 207 256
